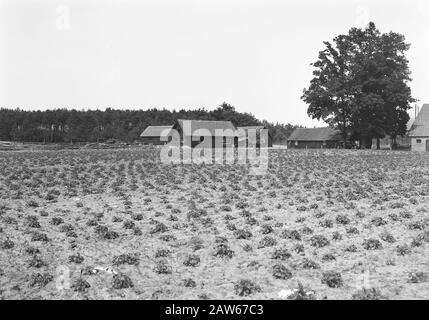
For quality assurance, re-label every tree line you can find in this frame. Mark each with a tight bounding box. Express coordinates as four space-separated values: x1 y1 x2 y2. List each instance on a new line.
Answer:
0 103 299 144
302 22 415 148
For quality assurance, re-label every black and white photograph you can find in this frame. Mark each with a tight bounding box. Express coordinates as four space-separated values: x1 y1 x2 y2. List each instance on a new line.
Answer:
0 0 428 305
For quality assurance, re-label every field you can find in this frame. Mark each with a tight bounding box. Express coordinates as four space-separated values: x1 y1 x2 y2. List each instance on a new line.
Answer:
0 147 428 300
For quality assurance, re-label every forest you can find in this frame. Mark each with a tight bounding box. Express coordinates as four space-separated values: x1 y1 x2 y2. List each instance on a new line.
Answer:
0 103 299 144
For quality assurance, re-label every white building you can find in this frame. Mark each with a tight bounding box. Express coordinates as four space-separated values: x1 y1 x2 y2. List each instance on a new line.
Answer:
409 104 429 152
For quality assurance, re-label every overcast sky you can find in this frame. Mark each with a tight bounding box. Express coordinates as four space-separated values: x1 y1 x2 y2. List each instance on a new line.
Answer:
0 0 428 126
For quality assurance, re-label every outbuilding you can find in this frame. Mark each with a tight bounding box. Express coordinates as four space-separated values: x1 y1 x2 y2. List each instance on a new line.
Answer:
287 127 342 149
173 119 237 148
140 125 174 145
409 104 429 151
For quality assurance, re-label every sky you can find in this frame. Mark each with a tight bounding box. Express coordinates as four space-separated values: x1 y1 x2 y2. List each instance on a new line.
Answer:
0 0 428 126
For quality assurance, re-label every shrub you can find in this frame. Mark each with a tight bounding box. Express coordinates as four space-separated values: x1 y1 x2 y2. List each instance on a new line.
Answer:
380 232 396 243
400 212 412 219
408 221 426 230
132 214 144 221
408 272 428 283
103 230 119 240
363 239 383 250
154 259 172 274
272 264 293 280
280 230 301 241
112 273 133 289
321 271 343 288
69 253 84 264
29 273 53 287
28 255 46 268
66 230 78 238
310 235 330 248
258 236 277 248
25 247 40 255
213 243 234 259
301 227 314 235
150 222 168 234
123 220 136 229
86 219 98 227
371 217 387 227
396 244 411 256
233 229 252 240
293 244 305 254
322 253 336 261
154 249 170 258
225 222 236 231
31 232 49 242
60 224 74 232
220 205 232 212
112 216 122 223
234 279 262 296
301 258 320 269
27 200 39 208
113 253 139 266
72 278 91 292
51 217 64 225
260 224 273 234
345 244 357 252
183 254 200 267
319 219 333 228
336 214 350 225
81 266 98 276
133 228 142 236
271 248 291 260
242 244 253 252
27 216 40 228
332 231 342 241
346 227 359 234
183 278 197 288
1 239 14 249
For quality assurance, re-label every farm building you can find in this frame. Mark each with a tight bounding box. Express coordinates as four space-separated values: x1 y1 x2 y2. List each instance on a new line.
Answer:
140 125 174 145
237 126 273 147
287 127 342 149
173 119 237 148
409 104 429 151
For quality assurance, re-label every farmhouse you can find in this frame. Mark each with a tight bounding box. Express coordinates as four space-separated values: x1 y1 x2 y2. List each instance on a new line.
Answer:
409 104 429 151
173 119 237 148
140 125 174 145
237 126 273 147
287 127 342 149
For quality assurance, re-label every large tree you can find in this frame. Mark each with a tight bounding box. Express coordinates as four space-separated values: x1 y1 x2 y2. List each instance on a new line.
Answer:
302 22 415 148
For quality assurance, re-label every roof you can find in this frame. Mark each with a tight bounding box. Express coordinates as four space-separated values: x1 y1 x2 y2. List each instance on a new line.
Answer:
237 126 266 130
140 125 173 137
176 119 237 136
409 104 429 137
287 127 341 141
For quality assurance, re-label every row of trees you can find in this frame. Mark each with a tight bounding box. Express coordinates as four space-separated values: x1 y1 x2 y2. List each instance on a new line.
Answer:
302 22 415 148
0 103 298 144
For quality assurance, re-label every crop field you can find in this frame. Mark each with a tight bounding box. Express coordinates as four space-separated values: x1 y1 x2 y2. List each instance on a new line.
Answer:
0 147 428 300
